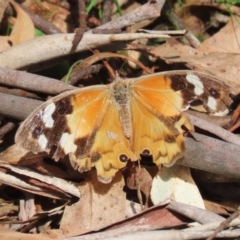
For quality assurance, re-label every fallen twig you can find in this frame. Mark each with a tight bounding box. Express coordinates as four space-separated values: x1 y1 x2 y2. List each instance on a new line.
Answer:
188 113 240 146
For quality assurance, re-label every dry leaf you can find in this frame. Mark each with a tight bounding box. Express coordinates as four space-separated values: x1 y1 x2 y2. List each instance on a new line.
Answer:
198 16 240 54
60 170 125 233
151 40 239 92
150 38 204 65
59 201 187 239
150 165 205 209
176 5 205 36
204 200 236 216
104 200 187 231
9 0 35 45
22 0 71 33
41 2 70 33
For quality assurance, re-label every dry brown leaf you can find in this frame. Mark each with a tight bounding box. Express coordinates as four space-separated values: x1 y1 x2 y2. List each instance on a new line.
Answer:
60 170 125 234
151 38 204 61
204 200 236 216
189 52 240 92
56 202 187 239
22 0 71 33
198 16 240 54
42 2 70 33
104 200 186 231
150 39 240 92
9 0 35 45
176 5 205 37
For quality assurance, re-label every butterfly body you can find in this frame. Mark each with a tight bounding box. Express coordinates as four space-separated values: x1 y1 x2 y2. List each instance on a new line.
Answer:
111 79 132 139
15 71 232 183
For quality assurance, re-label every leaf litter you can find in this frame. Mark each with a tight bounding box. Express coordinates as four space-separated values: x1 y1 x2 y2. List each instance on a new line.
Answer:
0 0 240 239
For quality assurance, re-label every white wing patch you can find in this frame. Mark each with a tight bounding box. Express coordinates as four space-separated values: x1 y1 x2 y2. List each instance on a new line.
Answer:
59 132 78 153
38 134 48 149
186 74 204 96
207 96 229 116
42 103 56 128
207 96 217 111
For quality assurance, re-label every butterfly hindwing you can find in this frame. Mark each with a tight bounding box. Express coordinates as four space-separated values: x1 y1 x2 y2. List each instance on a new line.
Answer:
74 101 137 183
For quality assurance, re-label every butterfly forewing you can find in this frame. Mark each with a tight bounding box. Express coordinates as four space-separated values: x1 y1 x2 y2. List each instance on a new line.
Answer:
165 71 232 115
15 86 109 158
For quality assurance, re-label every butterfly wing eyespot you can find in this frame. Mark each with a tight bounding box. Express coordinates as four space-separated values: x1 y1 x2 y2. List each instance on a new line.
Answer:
119 154 129 162
141 149 151 156
32 126 43 138
209 88 220 98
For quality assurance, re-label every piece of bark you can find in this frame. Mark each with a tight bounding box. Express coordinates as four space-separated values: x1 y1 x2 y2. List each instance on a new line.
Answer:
0 67 76 95
179 133 240 179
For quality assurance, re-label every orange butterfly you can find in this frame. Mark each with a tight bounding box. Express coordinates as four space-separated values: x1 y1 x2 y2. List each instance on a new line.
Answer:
15 71 231 183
